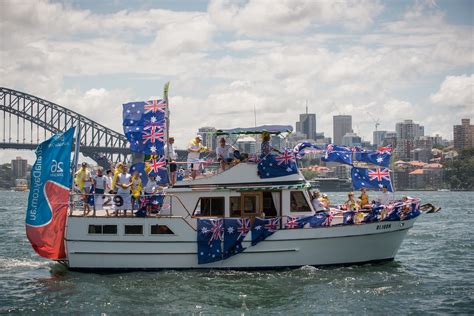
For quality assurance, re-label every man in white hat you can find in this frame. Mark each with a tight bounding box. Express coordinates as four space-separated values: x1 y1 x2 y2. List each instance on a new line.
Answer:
187 135 208 180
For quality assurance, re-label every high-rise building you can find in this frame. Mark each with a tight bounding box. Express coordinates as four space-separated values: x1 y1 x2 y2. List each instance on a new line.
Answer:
382 131 397 147
395 120 424 140
11 156 28 179
296 106 316 139
333 115 352 145
453 118 474 149
237 136 256 154
373 130 387 147
198 127 217 150
342 132 362 147
395 120 424 159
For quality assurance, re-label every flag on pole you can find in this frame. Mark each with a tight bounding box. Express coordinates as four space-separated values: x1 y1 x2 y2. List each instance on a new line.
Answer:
25 127 75 259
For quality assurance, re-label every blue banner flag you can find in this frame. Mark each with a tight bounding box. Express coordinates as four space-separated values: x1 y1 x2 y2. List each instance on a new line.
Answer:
355 151 391 167
258 150 298 178
223 218 250 259
351 167 394 192
292 142 325 159
123 100 167 155
251 217 280 246
26 127 75 259
197 218 224 264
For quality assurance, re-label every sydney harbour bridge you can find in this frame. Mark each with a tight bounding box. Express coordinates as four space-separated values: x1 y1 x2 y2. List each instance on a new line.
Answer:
0 87 131 167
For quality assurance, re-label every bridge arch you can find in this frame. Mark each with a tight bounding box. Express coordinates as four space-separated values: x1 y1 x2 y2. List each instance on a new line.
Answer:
0 87 131 167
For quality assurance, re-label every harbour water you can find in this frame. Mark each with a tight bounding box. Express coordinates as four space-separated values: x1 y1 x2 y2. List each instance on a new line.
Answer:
0 191 473 314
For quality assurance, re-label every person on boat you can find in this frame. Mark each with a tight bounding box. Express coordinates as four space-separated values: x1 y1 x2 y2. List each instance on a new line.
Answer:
260 131 281 156
93 168 107 216
187 135 208 180
75 162 92 215
130 170 143 212
116 164 132 216
320 193 330 209
377 186 391 206
165 137 178 186
216 137 237 172
311 190 327 213
344 192 360 211
111 162 124 192
105 169 114 194
358 188 371 209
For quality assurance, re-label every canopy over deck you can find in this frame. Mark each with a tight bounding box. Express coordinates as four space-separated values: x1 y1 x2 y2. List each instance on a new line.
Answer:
215 125 293 136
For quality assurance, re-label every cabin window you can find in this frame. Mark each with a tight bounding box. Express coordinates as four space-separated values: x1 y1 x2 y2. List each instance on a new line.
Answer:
290 191 311 213
230 197 241 217
150 225 175 235
194 197 225 217
242 194 260 215
263 191 278 217
124 225 143 235
88 225 117 234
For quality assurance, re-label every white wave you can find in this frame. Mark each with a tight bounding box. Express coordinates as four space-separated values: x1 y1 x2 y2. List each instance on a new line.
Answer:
0 256 49 270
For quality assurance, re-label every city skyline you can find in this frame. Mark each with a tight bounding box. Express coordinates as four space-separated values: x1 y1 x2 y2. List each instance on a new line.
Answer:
0 0 473 163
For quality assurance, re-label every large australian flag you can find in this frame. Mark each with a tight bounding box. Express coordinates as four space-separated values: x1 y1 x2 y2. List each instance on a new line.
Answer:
321 144 353 165
197 219 224 264
251 217 280 246
258 149 298 178
123 100 167 155
351 167 394 192
355 150 391 167
223 218 250 259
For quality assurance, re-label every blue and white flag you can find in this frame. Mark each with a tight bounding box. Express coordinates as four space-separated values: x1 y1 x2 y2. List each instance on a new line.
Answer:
123 100 167 155
308 212 334 227
223 218 250 259
355 150 391 167
285 215 312 229
258 150 298 178
251 217 280 246
343 211 356 225
351 167 394 192
292 142 325 159
197 218 224 264
321 144 353 165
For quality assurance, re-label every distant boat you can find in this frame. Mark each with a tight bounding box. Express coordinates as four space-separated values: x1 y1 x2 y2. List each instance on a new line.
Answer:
437 189 450 192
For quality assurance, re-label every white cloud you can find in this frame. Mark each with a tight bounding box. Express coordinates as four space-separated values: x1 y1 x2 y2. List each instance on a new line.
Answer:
208 0 383 36
430 74 474 108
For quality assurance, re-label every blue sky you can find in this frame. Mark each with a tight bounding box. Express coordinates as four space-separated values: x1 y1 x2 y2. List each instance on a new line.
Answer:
0 0 473 163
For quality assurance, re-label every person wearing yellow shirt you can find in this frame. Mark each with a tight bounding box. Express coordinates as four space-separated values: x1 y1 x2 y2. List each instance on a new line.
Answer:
75 162 92 215
130 170 143 211
359 187 371 209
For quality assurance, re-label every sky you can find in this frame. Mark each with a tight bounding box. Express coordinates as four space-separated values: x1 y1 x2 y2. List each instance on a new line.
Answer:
0 0 473 163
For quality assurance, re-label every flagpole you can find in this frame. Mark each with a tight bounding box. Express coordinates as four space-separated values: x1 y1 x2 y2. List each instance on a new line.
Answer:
163 82 171 185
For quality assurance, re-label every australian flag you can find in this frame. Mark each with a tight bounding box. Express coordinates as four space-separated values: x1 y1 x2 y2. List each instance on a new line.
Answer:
145 155 168 185
223 218 250 259
308 212 334 227
251 217 280 246
355 149 391 167
321 144 353 165
343 211 355 225
285 215 312 229
258 150 298 178
351 167 394 192
292 142 325 159
197 219 224 264
123 100 167 155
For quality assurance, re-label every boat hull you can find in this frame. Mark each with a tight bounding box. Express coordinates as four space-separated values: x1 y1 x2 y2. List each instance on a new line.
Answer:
66 216 416 270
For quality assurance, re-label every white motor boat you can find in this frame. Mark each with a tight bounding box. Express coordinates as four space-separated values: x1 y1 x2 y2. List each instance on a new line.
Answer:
65 163 420 270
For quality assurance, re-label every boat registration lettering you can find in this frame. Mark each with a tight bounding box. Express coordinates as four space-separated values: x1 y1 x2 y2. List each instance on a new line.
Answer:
376 224 391 230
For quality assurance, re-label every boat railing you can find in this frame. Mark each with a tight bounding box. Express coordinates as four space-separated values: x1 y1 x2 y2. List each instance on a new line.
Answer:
68 191 193 218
